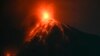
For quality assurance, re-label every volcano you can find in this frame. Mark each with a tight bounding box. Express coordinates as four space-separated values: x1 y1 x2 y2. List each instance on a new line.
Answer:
17 23 100 56
16 2 100 56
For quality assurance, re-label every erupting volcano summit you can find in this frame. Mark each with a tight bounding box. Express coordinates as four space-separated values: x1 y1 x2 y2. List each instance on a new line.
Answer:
25 3 63 42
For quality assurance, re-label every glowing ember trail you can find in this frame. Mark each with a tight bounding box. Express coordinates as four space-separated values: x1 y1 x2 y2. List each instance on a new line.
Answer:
25 3 63 42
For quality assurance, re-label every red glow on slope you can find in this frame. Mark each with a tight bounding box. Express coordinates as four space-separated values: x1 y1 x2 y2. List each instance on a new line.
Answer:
6 53 10 56
25 17 60 42
25 2 63 42
4 48 17 56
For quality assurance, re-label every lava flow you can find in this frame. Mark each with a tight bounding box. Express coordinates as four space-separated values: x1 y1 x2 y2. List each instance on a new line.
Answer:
25 3 63 42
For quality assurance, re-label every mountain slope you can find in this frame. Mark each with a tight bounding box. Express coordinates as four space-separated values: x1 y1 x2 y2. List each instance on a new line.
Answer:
17 24 100 56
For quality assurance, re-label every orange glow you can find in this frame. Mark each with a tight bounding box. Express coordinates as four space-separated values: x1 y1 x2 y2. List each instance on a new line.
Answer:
42 11 50 21
6 53 11 56
34 2 54 22
40 9 52 24
4 48 17 56
4 51 13 56
24 2 63 42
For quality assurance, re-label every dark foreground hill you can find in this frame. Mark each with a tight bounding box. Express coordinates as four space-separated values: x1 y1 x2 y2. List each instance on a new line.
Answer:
17 24 100 56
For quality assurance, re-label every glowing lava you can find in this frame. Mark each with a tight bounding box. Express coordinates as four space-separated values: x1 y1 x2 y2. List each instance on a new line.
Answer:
25 3 63 42
42 11 50 20
26 17 59 42
41 10 51 23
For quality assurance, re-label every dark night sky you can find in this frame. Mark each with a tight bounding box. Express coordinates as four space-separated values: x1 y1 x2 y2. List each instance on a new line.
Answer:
1 0 100 36
54 0 100 35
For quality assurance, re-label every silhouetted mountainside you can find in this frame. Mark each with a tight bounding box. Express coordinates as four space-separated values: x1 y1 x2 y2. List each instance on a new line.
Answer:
17 24 100 56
